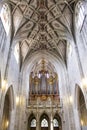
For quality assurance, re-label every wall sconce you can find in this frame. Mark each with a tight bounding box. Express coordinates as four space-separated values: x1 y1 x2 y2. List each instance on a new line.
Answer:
1 79 8 92
16 95 25 106
16 96 20 106
70 96 73 104
81 77 87 90
81 119 83 126
5 120 9 128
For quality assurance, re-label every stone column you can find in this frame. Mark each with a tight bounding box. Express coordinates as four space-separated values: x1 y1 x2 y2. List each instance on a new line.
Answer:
36 112 39 130
50 114 53 130
74 108 81 130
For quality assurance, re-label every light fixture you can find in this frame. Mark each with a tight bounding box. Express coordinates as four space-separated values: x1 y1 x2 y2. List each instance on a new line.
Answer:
6 120 9 128
16 96 20 106
81 77 87 90
81 119 83 126
16 95 25 106
2 79 8 91
70 96 73 104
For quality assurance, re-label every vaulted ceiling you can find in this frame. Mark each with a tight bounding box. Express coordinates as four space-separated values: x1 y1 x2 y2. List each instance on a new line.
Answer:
7 0 76 64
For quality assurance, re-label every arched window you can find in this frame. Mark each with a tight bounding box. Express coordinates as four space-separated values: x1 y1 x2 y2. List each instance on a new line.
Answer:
30 119 36 127
1 86 14 130
28 114 36 130
53 114 62 130
0 18 7 52
53 118 59 127
76 1 85 30
0 3 10 35
0 3 11 52
41 118 48 127
75 1 87 47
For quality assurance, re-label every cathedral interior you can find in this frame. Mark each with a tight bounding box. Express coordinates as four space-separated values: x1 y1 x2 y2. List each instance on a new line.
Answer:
0 0 87 130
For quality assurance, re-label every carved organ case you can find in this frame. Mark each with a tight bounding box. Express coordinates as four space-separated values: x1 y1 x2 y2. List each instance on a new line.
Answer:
29 59 59 102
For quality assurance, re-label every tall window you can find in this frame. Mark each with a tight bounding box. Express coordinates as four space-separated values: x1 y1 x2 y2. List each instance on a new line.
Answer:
76 2 85 30
53 118 59 127
41 118 48 127
30 119 36 127
75 1 87 47
0 3 10 36
0 19 7 52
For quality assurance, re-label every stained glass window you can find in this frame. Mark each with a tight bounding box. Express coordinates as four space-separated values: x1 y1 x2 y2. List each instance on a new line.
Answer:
0 3 10 35
30 119 36 127
41 118 48 127
53 119 59 127
76 2 85 30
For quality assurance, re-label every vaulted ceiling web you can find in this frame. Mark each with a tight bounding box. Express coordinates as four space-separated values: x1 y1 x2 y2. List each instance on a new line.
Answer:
8 0 76 64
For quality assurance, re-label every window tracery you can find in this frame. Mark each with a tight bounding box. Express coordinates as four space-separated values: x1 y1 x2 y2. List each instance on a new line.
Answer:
0 3 10 35
53 118 59 127
75 1 87 47
30 119 36 127
75 1 85 30
41 118 48 127
0 18 7 52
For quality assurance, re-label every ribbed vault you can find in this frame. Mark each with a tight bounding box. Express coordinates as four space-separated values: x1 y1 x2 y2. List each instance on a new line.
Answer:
1 0 76 65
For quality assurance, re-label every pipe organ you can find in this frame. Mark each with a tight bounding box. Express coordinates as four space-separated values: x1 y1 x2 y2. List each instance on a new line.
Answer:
29 59 59 101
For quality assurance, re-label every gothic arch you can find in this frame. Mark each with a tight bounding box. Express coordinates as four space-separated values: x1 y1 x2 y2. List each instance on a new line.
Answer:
39 112 50 121
40 113 50 130
74 84 86 110
21 51 68 105
74 84 87 129
6 85 14 110
1 85 14 130
20 48 69 130
53 114 62 130
27 113 36 130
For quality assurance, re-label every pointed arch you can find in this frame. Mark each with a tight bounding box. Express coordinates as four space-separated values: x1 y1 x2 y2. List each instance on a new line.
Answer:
74 84 86 110
53 113 62 130
28 113 36 130
40 113 50 130
7 85 14 110
74 84 87 129
1 85 14 130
